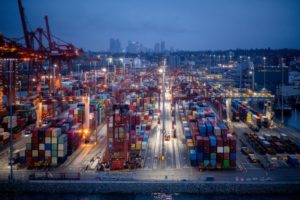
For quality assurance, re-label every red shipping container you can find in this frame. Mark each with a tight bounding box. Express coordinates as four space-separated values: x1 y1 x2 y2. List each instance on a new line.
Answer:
224 153 230 160
217 136 223 146
26 157 32 167
137 135 143 141
144 115 149 121
196 136 203 147
46 128 52 137
25 150 32 157
230 160 236 168
38 150 45 157
217 153 223 160
32 129 39 138
38 137 45 143
210 147 217 153
31 142 38 150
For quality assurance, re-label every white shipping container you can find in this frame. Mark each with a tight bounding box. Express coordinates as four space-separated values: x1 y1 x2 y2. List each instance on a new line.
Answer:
217 147 224 153
227 134 233 139
25 136 32 143
58 144 65 150
58 150 64 157
224 146 230 153
51 157 58 166
39 144 45 150
214 126 221 136
45 150 51 157
2 132 10 140
51 137 57 144
45 137 51 143
32 150 38 157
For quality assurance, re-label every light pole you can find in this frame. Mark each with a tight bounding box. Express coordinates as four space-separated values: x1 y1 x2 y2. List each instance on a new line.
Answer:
263 57 266 90
18 80 22 104
8 59 15 183
102 68 107 86
159 60 166 161
239 56 242 90
248 56 255 91
281 58 284 127
107 57 112 83
94 62 96 95
120 58 125 75
53 64 57 94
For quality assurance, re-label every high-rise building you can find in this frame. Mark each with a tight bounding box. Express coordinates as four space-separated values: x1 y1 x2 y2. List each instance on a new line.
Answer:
154 43 160 53
109 38 122 53
168 55 181 67
126 41 140 54
160 41 165 53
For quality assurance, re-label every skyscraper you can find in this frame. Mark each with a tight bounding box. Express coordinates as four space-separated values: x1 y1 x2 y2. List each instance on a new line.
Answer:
109 38 122 53
126 41 140 54
160 41 165 53
154 43 160 53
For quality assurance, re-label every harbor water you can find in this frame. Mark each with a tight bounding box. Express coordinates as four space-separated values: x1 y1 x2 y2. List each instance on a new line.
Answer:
278 109 300 131
0 193 299 200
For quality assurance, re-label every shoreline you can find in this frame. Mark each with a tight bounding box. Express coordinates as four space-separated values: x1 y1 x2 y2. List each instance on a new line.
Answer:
1 180 300 194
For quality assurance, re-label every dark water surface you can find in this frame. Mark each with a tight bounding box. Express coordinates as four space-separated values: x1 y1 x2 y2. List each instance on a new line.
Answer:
0 193 297 200
280 109 300 131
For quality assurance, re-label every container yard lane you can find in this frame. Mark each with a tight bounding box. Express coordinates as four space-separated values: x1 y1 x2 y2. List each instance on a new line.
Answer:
60 123 106 171
175 102 190 168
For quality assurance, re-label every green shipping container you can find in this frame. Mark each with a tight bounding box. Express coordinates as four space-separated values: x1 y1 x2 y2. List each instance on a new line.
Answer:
52 144 58 150
51 150 58 157
204 160 210 167
223 160 229 168
25 143 31 150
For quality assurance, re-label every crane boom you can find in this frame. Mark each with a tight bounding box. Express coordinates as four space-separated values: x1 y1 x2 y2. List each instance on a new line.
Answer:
17 0 31 49
44 15 53 50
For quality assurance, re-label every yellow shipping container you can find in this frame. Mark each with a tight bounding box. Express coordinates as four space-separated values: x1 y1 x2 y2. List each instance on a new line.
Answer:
136 141 142 150
131 144 136 150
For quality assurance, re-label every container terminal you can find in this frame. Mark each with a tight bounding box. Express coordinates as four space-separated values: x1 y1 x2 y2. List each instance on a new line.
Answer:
1 0 300 190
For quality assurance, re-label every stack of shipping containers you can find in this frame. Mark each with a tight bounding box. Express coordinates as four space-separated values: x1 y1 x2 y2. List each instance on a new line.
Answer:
178 99 236 170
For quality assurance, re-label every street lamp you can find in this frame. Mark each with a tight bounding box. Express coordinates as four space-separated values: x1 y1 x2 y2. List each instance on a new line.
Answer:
248 56 255 91
107 57 113 83
280 58 285 127
102 68 107 86
239 56 243 90
120 58 125 74
263 57 266 91
53 64 57 94
159 60 166 161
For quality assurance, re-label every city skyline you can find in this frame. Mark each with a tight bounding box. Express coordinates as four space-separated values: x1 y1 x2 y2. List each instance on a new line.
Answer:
1 0 300 51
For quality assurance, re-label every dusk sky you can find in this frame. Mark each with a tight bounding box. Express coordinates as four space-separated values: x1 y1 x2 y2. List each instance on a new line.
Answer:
1 0 300 51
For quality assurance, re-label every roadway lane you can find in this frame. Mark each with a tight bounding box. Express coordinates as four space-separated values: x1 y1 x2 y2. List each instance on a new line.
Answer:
60 123 107 171
143 124 157 169
175 102 190 168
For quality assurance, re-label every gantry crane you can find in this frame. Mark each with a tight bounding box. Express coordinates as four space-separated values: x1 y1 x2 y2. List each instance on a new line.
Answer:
0 33 47 111
17 0 82 97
